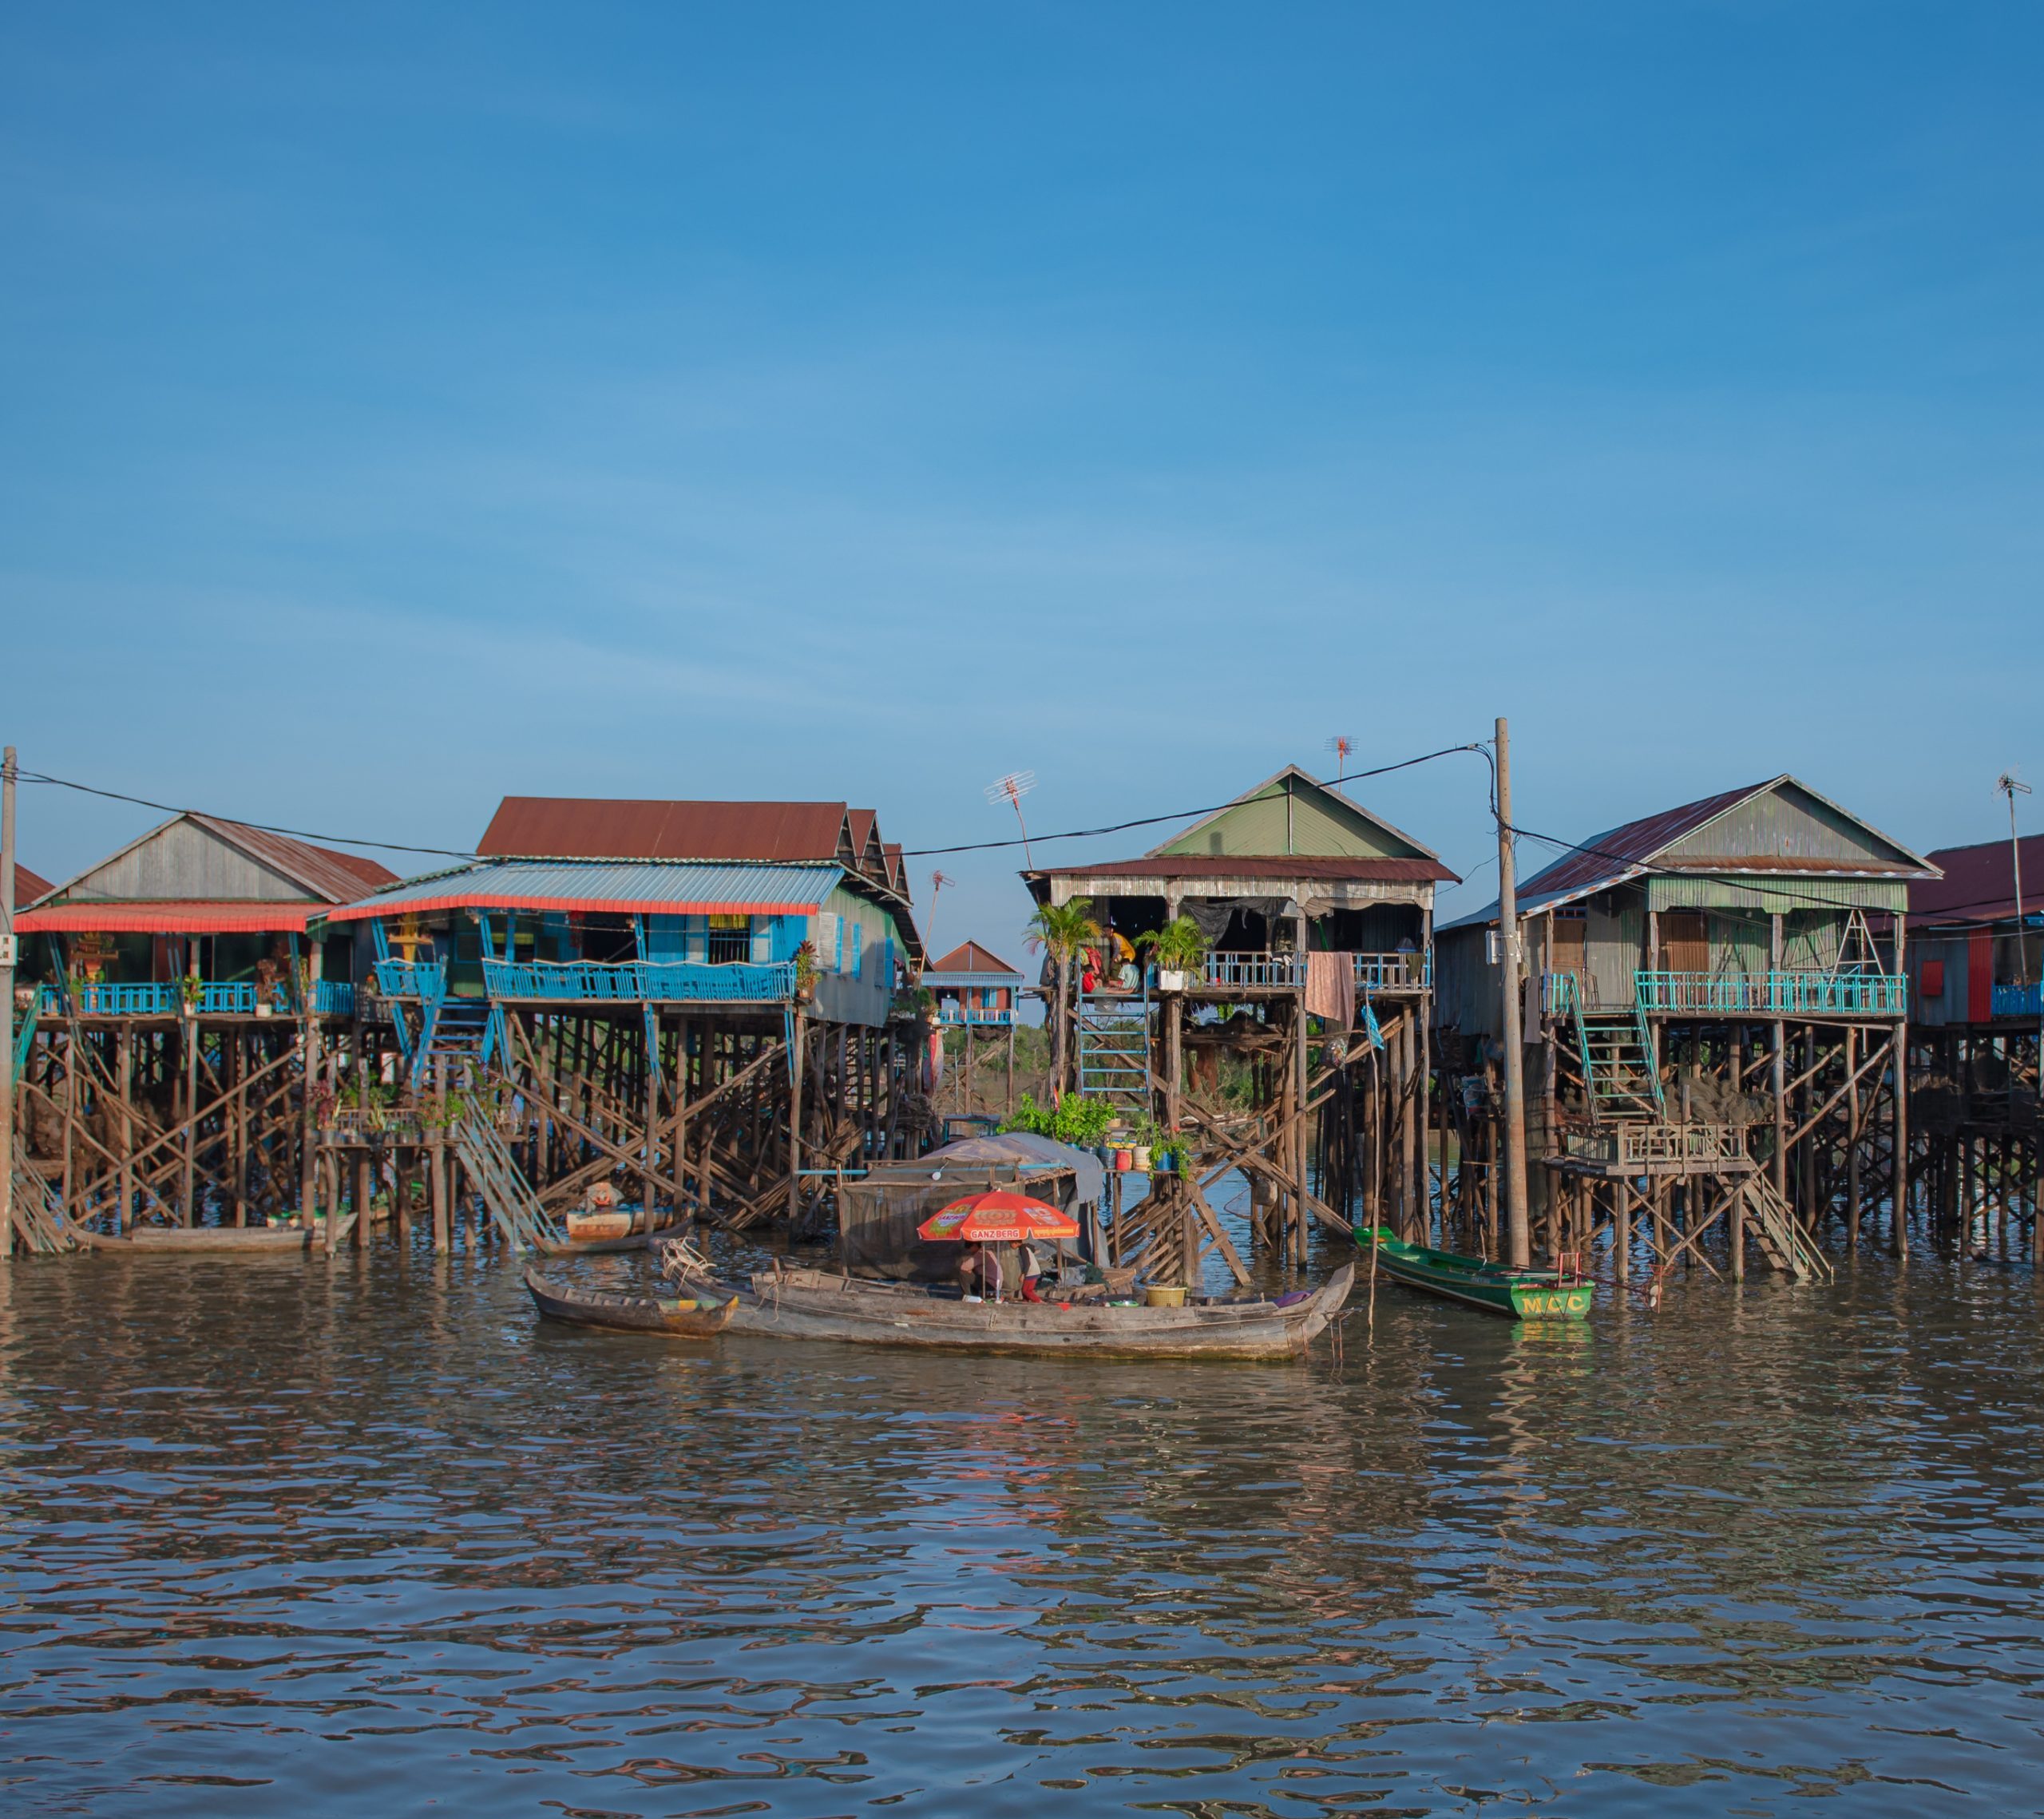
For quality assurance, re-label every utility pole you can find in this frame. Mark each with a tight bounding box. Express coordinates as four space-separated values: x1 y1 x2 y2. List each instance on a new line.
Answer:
1 745 16 1264
1998 774 2032 985
1495 718 1531 1268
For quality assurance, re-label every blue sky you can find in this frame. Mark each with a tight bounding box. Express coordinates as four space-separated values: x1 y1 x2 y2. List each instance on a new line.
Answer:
3 3 2038 949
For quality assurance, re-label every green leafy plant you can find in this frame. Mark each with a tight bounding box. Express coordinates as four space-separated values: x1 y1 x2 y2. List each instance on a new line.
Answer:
793 939 818 996
1025 897 1102 1097
1000 1092 1119 1148
1138 915 1207 978
177 973 204 1009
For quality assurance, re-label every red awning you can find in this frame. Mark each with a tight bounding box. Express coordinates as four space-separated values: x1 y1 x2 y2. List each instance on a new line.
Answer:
17 902 317 935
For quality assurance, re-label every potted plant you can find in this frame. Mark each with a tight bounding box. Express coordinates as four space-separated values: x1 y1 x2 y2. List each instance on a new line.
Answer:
793 939 819 1003
178 973 203 1018
1139 916 1207 993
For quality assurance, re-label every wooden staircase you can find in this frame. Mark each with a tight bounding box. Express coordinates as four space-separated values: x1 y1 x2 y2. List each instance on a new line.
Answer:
452 1114 565 1254
9 1159 80 1254
1737 1170 1834 1284
1574 1006 1666 1123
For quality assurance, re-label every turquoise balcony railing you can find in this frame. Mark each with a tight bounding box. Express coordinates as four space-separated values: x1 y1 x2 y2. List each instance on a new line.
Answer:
481 958 797 1002
63 981 178 1016
1991 981 2042 1020
311 980 356 1016
1539 972 1580 1016
939 1003 1015 1027
376 959 448 1000
1635 971 1907 1016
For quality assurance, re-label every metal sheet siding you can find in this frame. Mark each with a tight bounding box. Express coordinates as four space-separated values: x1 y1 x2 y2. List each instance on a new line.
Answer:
327 860 840 921
1646 877 1908 913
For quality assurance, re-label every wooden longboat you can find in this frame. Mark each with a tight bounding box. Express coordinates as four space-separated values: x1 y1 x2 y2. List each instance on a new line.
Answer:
1354 1226 1590 1320
523 1266 739 1337
81 1225 313 1255
526 1262 1356 1358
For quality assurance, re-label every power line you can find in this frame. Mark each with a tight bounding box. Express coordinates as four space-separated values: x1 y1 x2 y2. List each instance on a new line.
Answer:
18 771 477 860
898 744 1490 858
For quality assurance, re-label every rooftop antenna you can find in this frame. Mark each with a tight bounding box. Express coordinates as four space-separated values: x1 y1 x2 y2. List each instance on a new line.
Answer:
985 771 1036 867
1325 734 1356 779
929 870 954 954
1998 771 2032 986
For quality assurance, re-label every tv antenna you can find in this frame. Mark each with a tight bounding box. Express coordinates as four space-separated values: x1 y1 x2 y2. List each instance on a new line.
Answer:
1999 772 2033 986
1325 735 1357 776
929 870 954 950
985 771 1037 866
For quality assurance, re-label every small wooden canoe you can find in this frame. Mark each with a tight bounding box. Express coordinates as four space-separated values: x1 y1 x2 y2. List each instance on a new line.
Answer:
1354 1226 1590 1320
524 1266 739 1338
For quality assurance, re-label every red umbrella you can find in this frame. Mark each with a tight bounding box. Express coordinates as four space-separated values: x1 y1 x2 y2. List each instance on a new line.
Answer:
917 1190 1080 1242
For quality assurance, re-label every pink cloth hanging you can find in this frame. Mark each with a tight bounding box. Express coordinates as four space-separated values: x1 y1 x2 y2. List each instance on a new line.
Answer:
1305 950 1354 1029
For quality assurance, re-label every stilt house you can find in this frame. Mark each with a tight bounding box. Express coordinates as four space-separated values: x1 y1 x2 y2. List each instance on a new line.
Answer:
1435 775 1939 1274
11 815 396 1236
315 796 928 1247
1021 766 1457 1282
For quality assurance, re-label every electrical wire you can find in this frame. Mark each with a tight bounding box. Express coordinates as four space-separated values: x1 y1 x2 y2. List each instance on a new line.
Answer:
898 744 1491 857
17 770 478 860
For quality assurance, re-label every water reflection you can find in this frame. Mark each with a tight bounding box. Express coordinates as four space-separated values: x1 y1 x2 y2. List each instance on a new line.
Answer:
1 1251 2039 1816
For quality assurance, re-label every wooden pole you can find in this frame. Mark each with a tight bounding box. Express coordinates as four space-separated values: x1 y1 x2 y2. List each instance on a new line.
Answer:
1495 717 1532 1268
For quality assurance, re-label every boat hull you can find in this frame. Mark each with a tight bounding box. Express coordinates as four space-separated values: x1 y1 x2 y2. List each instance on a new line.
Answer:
1357 1227 1590 1320
524 1267 739 1337
525 1262 1354 1357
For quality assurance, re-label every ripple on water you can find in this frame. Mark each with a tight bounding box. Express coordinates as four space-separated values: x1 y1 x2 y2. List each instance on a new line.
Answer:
0 1250 2041 1816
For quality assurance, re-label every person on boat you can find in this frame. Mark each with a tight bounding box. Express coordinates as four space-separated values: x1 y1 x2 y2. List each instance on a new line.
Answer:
1016 1242 1051 1303
958 1242 1004 1302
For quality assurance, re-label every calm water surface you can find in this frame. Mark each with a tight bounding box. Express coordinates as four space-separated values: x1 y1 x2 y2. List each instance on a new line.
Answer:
2 1245 2040 1817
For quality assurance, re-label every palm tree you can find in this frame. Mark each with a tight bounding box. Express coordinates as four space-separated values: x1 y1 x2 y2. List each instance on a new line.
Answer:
1027 897 1102 1100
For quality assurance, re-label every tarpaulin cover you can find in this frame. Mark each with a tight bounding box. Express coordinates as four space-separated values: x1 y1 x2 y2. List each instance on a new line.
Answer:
838 1133 1103 1281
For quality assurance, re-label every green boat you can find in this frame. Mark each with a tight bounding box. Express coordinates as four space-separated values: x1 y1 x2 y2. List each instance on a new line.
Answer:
1353 1226 1592 1320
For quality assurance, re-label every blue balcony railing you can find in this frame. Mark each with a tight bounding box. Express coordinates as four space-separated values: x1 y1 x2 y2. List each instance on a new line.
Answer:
1991 981 2042 1020
481 958 798 1002
311 980 356 1016
1635 971 1907 1017
376 958 448 1000
66 981 178 1016
1198 951 1430 993
939 1004 1015 1027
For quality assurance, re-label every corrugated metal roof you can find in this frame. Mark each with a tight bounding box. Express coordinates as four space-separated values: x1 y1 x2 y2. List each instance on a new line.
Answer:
188 814 398 901
1912 833 2044 925
1028 855 1456 884
479 797 855 862
1442 775 1941 931
19 900 321 934
927 940 1023 977
326 858 840 923
1511 782 1768 906
12 863 52 904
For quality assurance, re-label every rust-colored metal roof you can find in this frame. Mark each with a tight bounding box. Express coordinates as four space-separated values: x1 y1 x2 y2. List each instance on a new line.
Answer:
12 863 52 904
1912 833 2044 925
882 842 905 893
1514 783 1765 904
185 814 398 902
1028 855 1456 884
929 940 1022 976
479 797 854 862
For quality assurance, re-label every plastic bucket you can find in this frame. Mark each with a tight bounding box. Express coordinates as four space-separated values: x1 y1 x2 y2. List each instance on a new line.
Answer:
1143 1285 1187 1308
